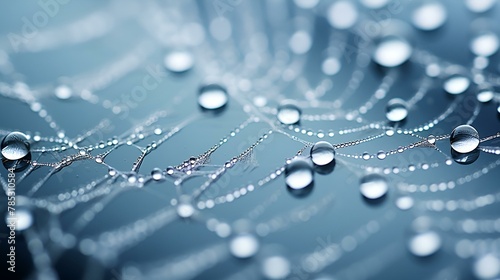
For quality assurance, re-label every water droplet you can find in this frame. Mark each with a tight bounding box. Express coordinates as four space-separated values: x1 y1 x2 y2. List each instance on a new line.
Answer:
229 233 259 258
360 174 388 200
465 0 496 13
477 89 494 103
55 85 72 100
108 168 117 176
151 168 164 181
443 75 470 95
373 37 413 67
5 208 33 231
386 98 409 122
127 174 137 183
261 256 291 279
471 32 499 57
412 2 447 31
427 135 436 144
396 196 414 210
451 148 480 165
164 51 194 73
327 1 358 30
289 31 312 55
277 102 301 125
285 157 313 190
474 254 500 279
177 202 195 218
408 231 441 257
322 57 341 76
362 152 371 160
198 84 228 110
450 125 479 153
1 132 30 160
376 150 387 160
310 141 335 166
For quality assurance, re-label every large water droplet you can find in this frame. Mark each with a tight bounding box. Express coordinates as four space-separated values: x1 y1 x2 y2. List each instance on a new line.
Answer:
443 75 470 95
261 256 291 279
470 32 500 57
373 37 413 67
277 103 301 125
412 2 447 31
327 1 358 30
451 148 480 165
450 125 480 153
474 254 500 279
1 132 30 160
477 89 494 103
408 231 441 257
386 98 409 122
310 141 335 166
229 233 259 258
198 84 228 111
285 157 313 190
360 174 388 200
55 85 72 100
164 51 194 73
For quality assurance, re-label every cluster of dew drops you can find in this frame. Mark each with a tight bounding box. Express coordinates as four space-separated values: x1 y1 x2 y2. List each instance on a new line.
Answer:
2 0 500 279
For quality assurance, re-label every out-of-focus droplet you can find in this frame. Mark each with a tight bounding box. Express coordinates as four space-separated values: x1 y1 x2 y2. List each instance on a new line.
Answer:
322 57 341 76
5 208 33 231
474 254 500 279
470 32 499 57
450 125 480 154
229 233 259 258
198 84 228 111
261 256 291 279
277 102 301 125
177 202 195 218
477 89 494 103
443 75 470 95
408 231 441 257
327 1 358 30
396 196 414 210
285 157 314 190
465 0 496 13
412 2 447 31
55 85 72 100
360 173 388 200
164 51 194 73
289 31 312 55
151 168 164 181
373 37 413 67
386 98 409 122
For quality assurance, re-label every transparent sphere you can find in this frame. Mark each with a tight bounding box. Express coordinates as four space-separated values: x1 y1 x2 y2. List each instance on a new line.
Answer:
277 103 301 125
198 84 228 110
450 125 480 153
1 131 30 160
164 51 194 73
386 98 409 122
373 37 413 67
310 141 335 166
285 157 314 190
360 173 388 200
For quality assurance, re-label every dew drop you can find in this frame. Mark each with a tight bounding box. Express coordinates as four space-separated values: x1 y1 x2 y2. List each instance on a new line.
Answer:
477 89 494 103
229 233 259 258
310 141 335 166
151 168 164 181
198 84 228 110
261 256 291 279
396 196 414 210
427 135 436 145
450 125 479 154
386 98 409 122
108 168 117 176
322 57 341 76
376 150 387 160
1 132 30 160
164 51 194 73
412 2 447 31
465 0 496 13
5 208 33 231
474 254 500 279
177 202 195 218
54 85 72 100
277 102 301 125
360 174 388 200
285 157 313 190
373 37 413 67
408 231 441 257
470 32 500 57
327 1 358 30
289 31 312 55
443 75 470 95
362 152 371 160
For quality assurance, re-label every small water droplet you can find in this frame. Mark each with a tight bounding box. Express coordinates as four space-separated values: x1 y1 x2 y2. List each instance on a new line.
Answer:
310 141 335 166
289 31 312 55
477 89 494 103
362 152 371 160
474 254 500 279
108 168 117 176
408 231 441 257
177 202 195 218
285 157 313 190
450 125 479 153
443 75 470 95
376 150 387 160
427 135 436 145
322 57 341 76
229 233 259 258
327 1 358 29
412 2 447 31
360 174 388 200
277 102 301 125
55 85 72 100
471 32 499 57
373 37 413 67
151 168 164 181
164 51 194 73
386 98 409 122
1 132 30 160
198 84 228 111
127 174 137 184
396 196 414 210
261 256 291 280
5 208 33 231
